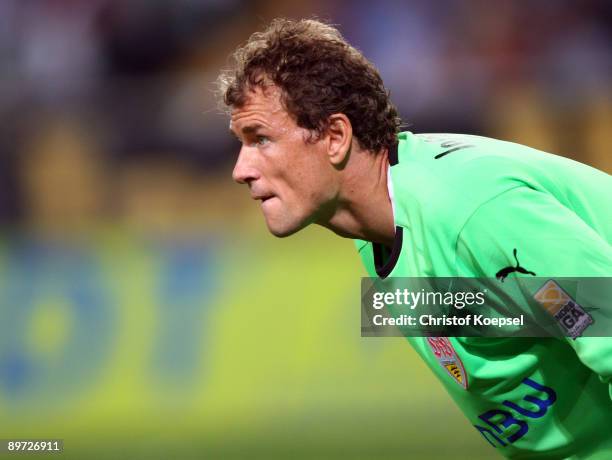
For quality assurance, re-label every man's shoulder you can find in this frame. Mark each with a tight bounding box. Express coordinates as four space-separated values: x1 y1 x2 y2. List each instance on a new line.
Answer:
396 131 607 183
391 131 610 232
390 132 527 232
395 131 546 181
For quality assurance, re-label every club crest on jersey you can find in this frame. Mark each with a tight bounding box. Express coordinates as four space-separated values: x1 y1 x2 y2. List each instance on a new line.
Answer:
426 337 468 390
533 280 593 339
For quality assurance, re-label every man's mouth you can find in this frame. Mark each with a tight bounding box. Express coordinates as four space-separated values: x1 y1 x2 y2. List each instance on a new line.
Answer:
252 194 275 202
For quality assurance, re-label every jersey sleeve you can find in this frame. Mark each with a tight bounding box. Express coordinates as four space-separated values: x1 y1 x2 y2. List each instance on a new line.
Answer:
455 185 612 397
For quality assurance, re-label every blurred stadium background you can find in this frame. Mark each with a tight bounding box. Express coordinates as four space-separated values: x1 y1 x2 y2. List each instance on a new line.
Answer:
0 1 610 459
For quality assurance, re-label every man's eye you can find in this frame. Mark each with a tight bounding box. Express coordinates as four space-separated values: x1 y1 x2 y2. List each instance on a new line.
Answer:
255 136 270 146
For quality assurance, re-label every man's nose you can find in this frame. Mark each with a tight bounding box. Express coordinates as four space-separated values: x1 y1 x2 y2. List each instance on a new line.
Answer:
232 147 259 185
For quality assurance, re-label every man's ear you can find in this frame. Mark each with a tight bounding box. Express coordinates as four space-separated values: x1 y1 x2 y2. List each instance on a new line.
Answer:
326 113 352 167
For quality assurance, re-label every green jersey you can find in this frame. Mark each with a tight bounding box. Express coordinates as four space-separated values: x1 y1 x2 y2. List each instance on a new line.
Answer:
355 132 612 459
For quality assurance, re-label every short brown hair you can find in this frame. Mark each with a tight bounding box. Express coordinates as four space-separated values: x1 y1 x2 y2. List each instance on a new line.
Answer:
217 18 401 153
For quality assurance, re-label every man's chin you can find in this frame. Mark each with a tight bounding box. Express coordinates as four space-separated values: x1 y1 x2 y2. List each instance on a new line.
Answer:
264 217 308 238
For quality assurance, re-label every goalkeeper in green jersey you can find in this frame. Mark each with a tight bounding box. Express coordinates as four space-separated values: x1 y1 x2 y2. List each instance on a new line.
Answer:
218 18 612 459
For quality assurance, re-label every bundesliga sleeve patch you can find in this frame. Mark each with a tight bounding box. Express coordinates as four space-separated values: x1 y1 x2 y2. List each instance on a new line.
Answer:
533 280 594 339
426 337 468 390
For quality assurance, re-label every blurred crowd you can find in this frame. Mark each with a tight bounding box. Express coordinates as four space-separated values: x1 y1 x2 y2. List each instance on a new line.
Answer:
0 0 610 229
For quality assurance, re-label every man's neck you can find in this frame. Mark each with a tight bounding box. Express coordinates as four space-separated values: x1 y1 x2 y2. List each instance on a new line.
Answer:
318 146 396 247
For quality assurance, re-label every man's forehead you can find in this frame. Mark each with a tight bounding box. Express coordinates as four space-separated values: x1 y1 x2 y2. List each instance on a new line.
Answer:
234 85 283 108
230 85 288 128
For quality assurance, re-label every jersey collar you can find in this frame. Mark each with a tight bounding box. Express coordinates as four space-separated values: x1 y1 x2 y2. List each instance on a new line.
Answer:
373 140 402 278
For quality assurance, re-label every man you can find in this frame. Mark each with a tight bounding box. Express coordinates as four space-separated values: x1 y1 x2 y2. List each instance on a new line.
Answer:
218 18 612 458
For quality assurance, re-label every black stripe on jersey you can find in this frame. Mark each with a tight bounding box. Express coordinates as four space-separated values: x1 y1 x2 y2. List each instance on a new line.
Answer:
434 144 473 159
373 226 403 278
388 142 399 166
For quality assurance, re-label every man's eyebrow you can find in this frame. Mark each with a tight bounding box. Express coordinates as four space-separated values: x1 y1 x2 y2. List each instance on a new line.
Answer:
240 123 266 134
229 123 268 139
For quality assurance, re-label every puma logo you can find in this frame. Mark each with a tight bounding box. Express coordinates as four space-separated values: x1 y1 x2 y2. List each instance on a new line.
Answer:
496 248 536 282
